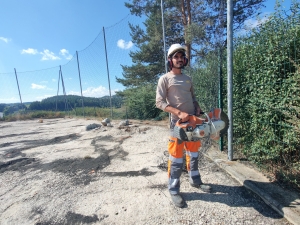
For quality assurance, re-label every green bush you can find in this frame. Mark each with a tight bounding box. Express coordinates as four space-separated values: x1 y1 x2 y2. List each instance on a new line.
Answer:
122 84 161 120
231 5 300 188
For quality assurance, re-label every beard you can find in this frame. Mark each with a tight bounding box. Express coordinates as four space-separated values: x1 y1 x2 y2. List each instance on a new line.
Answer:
174 62 184 69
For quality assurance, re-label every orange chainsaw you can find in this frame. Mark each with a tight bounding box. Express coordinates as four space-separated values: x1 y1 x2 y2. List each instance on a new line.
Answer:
173 108 229 141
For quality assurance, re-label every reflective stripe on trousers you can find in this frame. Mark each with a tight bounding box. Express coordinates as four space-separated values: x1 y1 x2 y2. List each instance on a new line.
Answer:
168 121 202 195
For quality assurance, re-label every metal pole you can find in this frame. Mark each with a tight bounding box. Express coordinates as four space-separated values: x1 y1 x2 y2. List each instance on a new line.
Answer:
161 0 168 74
218 50 224 151
161 0 171 126
103 26 113 118
14 68 23 108
60 66 69 117
227 0 233 161
76 51 85 118
56 68 61 111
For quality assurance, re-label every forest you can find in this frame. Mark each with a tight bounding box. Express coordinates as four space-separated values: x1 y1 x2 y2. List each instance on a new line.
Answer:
0 95 123 116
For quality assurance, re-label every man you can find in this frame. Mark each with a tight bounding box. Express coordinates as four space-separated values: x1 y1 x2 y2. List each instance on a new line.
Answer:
156 43 211 208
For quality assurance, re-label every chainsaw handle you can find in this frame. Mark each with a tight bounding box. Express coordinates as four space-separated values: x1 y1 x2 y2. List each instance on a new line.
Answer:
175 115 205 129
176 116 190 124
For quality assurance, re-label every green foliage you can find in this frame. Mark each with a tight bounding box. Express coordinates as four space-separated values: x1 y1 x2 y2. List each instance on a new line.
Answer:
117 2 168 88
70 106 124 119
0 106 127 122
231 4 300 188
28 95 123 111
1 111 65 122
190 52 221 111
121 84 161 120
3 103 26 116
0 104 6 111
120 0 265 122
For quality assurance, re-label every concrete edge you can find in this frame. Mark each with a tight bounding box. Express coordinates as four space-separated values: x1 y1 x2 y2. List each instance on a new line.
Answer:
203 151 300 225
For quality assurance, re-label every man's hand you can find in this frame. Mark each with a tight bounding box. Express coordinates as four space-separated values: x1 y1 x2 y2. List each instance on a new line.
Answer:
194 101 202 116
178 111 190 122
164 105 191 122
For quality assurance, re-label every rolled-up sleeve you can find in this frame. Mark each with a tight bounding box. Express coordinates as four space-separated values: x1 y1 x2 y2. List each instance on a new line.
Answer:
156 76 169 111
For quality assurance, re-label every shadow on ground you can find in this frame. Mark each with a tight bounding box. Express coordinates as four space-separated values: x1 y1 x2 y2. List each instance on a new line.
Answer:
35 211 107 225
0 134 156 186
182 183 284 219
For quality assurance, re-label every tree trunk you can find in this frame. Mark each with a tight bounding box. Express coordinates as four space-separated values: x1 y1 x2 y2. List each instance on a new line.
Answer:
181 0 192 64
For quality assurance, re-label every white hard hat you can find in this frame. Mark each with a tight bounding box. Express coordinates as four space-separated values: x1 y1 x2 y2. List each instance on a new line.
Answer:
167 44 186 57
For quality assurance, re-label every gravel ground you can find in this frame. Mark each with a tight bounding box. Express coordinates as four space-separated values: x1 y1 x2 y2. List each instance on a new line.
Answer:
0 118 291 225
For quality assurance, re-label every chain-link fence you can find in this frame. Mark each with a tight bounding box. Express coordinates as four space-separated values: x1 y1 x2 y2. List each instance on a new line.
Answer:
0 4 299 188
185 7 300 188
0 15 140 119
231 9 299 188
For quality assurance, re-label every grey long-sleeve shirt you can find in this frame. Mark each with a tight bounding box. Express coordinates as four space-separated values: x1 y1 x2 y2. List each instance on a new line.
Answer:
156 72 197 121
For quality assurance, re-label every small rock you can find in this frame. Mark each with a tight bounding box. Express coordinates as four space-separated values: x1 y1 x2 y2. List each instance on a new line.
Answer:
86 123 101 131
118 120 129 127
101 118 111 126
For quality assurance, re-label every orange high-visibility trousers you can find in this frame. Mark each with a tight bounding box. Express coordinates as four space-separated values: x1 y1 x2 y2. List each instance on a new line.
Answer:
167 136 202 195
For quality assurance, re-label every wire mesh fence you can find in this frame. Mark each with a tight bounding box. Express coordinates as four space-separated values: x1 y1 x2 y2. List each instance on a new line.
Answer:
230 9 300 188
0 15 140 119
0 5 299 188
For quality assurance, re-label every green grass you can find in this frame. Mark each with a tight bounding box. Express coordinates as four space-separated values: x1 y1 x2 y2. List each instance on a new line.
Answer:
0 106 128 122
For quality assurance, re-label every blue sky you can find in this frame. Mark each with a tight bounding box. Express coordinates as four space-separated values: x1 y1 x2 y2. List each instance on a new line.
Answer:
0 0 133 72
0 0 293 104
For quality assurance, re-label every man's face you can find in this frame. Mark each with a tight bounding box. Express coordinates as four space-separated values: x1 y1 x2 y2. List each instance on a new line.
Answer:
171 52 185 69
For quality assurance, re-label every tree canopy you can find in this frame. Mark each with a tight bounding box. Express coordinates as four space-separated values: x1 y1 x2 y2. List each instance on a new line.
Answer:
117 0 266 88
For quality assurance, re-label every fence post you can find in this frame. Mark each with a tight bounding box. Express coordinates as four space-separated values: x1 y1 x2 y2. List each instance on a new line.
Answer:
60 66 69 117
161 0 168 74
161 0 171 125
56 68 61 111
14 68 23 109
227 0 233 161
76 51 85 118
218 50 224 151
103 26 113 118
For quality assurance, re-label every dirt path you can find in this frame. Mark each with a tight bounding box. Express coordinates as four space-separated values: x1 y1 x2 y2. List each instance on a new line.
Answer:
0 118 291 224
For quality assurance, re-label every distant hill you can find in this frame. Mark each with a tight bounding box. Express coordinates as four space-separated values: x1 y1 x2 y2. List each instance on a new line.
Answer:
0 103 6 112
0 102 32 111
28 95 123 111
0 95 123 114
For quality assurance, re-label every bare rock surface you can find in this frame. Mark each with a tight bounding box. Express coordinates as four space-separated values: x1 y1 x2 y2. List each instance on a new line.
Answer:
0 118 292 225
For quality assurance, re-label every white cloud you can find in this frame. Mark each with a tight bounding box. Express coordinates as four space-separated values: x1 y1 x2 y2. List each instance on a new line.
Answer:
244 13 270 30
21 48 72 61
68 86 118 98
0 37 10 43
59 49 73 60
52 79 56 82
31 83 46 89
21 48 38 54
40 49 60 61
117 39 133 49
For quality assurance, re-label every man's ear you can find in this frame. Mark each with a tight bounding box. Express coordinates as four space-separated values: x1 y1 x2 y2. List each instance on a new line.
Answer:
167 58 173 70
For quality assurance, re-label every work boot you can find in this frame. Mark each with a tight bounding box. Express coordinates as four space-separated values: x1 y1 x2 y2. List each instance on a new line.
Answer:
190 183 211 193
170 194 185 208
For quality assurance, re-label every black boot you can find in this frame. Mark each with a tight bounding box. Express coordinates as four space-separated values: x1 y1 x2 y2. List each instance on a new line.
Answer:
190 183 211 193
170 193 185 208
